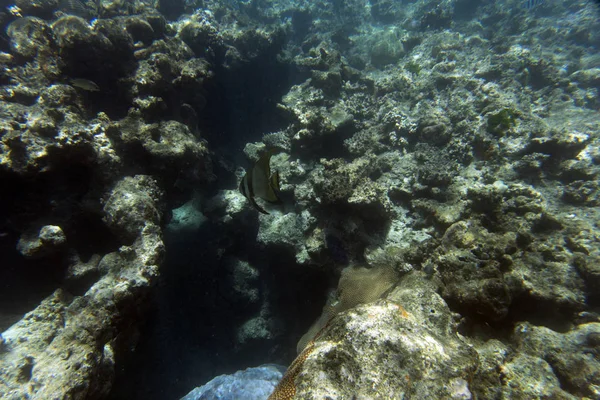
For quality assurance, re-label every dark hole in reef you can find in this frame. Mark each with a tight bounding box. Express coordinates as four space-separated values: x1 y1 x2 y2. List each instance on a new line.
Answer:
109 215 332 400
0 233 66 332
72 79 133 120
198 53 307 159
263 248 336 356
447 282 557 339
479 214 502 233
0 164 120 330
389 187 413 207
508 293 578 333
316 203 389 263
290 9 313 41
111 38 316 399
319 126 356 160
58 43 137 120
150 127 162 142
0 69 11 86
66 211 121 263
0 173 66 333
158 0 186 21
531 213 563 233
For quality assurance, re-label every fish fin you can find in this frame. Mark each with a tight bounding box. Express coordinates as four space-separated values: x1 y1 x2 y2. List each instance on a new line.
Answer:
250 197 269 214
244 166 269 214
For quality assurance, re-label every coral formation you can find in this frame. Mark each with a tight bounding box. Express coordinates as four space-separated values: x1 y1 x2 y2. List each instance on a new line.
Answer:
0 0 598 399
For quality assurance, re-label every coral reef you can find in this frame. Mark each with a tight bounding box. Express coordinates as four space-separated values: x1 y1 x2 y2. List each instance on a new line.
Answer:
0 4 213 398
0 0 599 399
0 174 165 399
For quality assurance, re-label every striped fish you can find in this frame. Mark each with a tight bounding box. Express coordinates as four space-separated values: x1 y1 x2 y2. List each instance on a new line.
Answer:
521 0 545 9
239 149 282 214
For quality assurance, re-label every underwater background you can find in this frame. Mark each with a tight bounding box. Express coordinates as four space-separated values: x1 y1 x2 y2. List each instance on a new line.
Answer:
0 0 599 399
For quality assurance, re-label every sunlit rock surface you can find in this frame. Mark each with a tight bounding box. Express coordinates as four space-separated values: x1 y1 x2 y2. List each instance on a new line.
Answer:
182 364 285 400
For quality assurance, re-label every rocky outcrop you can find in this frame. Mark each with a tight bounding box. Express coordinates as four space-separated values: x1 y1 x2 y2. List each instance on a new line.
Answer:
0 175 165 399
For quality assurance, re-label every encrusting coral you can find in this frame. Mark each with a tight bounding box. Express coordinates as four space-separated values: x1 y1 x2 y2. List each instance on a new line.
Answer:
270 263 400 399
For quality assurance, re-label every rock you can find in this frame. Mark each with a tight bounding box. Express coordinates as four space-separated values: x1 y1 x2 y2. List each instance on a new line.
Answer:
257 210 316 264
181 364 286 400
237 313 276 345
499 353 575 399
38 225 66 245
38 84 81 108
562 180 600 206
310 70 342 97
51 15 135 80
14 0 58 19
227 258 260 306
435 220 515 322
178 18 223 60
16 224 67 259
570 68 600 89
281 272 478 399
368 28 406 67
6 17 52 59
512 322 600 399
124 16 156 45
204 189 247 222
166 200 206 233
113 119 211 182
0 207 164 399
52 15 101 49
103 175 163 243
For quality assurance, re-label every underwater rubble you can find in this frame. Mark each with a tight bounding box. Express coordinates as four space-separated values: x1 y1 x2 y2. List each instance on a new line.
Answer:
0 0 599 399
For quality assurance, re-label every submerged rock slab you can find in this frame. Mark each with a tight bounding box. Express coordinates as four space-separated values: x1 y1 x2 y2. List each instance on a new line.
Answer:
181 364 285 400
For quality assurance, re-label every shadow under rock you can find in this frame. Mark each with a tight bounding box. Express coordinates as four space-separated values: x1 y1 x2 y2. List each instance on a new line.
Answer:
109 208 333 399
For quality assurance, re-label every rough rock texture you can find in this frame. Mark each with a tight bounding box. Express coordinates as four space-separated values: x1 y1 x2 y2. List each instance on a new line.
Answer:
16 225 67 259
229 0 600 398
282 272 478 399
0 175 165 399
0 4 213 399
511 322 600 399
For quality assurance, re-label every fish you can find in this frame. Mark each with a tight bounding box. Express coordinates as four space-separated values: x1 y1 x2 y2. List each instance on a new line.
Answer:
521 0 545 9
239 149 282 214
70 78 100 91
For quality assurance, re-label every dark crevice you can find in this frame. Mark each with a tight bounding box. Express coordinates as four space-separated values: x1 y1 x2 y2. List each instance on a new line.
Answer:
0 165 121 331
110 217 332 400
